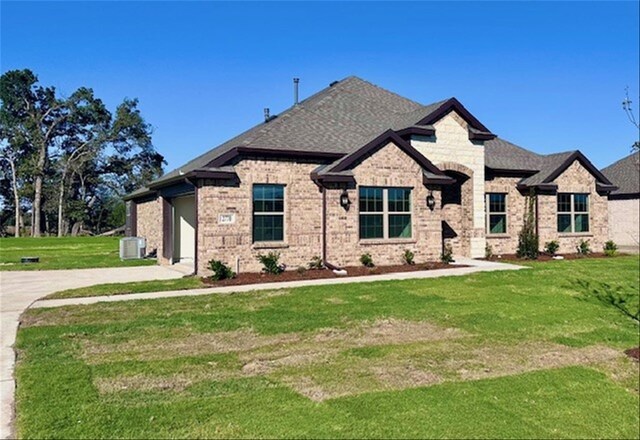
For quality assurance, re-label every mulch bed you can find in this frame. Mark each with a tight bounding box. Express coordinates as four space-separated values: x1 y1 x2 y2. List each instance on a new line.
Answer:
486 252 612 262
624 347 639 362
202 262 465 287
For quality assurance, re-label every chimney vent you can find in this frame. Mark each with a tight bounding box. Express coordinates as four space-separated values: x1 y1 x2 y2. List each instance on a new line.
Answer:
293 78 300 105
264 108 270 122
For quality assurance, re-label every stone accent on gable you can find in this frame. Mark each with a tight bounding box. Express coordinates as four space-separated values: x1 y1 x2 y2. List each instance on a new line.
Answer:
136 198 162 257
325 141 443 267
411 111 486 257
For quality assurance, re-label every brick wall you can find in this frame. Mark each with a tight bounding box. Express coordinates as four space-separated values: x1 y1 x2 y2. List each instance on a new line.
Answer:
197 158 324 275
411 111 486 257
484 176 526 255
608 198 640 247
325 141 442 267
136 197 162 257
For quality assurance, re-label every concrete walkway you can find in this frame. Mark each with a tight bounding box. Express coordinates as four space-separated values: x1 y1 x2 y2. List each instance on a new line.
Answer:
32 259 525 309
0 265 184 439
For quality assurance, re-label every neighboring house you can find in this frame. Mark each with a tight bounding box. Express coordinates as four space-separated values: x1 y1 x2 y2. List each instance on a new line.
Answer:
124 76 617 275
602 152 640 249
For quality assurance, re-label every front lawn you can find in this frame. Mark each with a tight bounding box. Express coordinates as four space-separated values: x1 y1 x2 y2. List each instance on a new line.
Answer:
16 256 640 438
0 236 156 271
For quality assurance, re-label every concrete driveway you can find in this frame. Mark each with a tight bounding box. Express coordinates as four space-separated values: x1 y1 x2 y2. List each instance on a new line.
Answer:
0 265 184 439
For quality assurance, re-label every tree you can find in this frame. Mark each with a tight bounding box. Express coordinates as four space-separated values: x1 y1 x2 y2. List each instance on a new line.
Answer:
102 98 164 196
622 86 640 153
516 190 539 259
0 69 69 236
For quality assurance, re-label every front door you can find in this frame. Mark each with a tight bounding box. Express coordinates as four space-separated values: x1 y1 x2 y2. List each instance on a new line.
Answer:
173 195 196 263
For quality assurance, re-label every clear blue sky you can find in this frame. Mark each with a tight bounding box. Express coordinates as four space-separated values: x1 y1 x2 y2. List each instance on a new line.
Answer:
2 1 639 172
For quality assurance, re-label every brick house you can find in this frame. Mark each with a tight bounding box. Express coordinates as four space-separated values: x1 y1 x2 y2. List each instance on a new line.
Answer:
124 76 617 275
602 152 639 248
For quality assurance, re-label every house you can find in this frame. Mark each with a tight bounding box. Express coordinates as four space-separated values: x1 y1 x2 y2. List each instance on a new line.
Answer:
124 76 617 275
602 152 639 249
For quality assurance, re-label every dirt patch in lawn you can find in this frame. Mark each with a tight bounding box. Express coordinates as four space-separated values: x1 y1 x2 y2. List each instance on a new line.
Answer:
89 319 627 401
202 262 464 287
624 347 639 361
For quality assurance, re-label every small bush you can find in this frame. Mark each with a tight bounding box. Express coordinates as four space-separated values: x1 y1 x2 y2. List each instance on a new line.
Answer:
308 255 324 270
360 252 374 267
257 251 284 274
576 239 591 256
296 266 307 275
603 240 618 257
485 243 493 259
208 259 235 281
441 243 454 264
402 249 415 265
544 240 560 255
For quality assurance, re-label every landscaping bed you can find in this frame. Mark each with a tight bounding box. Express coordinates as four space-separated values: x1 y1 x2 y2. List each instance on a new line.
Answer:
487 252 613 262
203 262 463 287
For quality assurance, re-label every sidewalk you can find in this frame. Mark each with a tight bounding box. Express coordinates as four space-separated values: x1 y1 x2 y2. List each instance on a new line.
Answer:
32 259 526 309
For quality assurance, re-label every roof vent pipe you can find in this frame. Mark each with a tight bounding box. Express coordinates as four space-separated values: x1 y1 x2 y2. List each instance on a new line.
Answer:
264 108 270 122
293 78 300 105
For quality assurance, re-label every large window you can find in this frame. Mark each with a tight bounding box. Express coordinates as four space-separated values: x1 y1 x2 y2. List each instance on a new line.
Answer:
359 187 412 239
253 184 284 242
486 193 507 234
557 193 589 233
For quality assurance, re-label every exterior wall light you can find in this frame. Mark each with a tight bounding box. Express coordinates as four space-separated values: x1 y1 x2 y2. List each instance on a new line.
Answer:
426 192 436 211
340 190 351 209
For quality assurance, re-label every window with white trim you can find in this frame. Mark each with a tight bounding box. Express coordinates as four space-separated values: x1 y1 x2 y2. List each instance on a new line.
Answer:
557 193 589 233
359 187 412 239
486 193 507 234
253 184 284 242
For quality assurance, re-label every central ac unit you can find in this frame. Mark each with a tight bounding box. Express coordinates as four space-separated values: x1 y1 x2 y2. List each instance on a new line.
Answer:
120 237 146 260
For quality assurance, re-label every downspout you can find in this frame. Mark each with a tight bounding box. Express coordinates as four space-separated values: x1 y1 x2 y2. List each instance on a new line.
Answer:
313 177 342 272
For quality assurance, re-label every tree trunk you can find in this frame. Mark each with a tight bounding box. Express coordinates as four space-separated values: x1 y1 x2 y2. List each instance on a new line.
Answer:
33 175 43 237
57 166 68 237
7 157 21 237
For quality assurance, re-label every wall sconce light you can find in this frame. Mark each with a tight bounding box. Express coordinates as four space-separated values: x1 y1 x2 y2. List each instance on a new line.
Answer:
426 191 436 211
340 190 351 209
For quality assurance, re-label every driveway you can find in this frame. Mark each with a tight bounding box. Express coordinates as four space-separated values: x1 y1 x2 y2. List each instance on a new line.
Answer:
0 265 184 439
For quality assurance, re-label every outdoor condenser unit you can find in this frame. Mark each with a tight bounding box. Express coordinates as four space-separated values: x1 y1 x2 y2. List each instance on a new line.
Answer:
119 237 146 260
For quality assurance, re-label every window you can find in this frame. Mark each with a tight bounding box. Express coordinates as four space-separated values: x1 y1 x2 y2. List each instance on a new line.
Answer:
486 193 507 234
253 184 284 242
359 187 412 239
557 193 589 233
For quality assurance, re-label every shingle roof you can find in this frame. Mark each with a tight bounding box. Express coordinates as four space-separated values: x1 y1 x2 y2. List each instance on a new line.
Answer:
602 152 640 196
518 151 576 186
484 137 544 171
125 76 611 200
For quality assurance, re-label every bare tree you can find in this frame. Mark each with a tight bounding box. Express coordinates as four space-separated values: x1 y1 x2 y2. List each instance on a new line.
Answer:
622 86 640 153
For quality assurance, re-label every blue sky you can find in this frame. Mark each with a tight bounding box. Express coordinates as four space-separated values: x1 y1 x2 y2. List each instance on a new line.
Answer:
2 1 639 172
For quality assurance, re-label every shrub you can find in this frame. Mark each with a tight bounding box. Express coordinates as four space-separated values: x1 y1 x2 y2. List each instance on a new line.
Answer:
296 266 307 275
360 252 374 267
257 251 284 274
308 255 324 270
441 243 454 264
485 243 493 259
516 190 539 259
208 259 235 281
576 239 591 256
544 240 560 256
603 240 618 257
402 249 415 265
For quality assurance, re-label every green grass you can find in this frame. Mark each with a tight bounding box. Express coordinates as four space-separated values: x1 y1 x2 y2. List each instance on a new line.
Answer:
47 277 205 299
16 256 640 438
0 236 156 271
